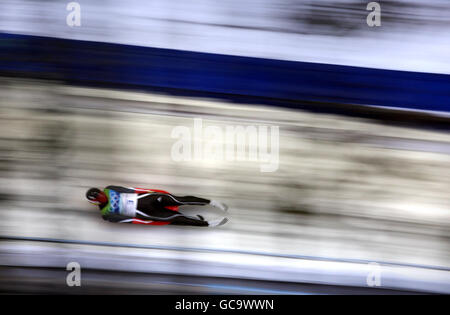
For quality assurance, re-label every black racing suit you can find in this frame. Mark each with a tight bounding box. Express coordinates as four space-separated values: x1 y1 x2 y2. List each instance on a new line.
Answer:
99 185 210 226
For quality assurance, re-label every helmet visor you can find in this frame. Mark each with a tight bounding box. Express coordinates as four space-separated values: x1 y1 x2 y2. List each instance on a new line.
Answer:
86 188 107 205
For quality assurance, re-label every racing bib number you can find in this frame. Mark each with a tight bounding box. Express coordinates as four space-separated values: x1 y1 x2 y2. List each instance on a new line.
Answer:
120 193 138 217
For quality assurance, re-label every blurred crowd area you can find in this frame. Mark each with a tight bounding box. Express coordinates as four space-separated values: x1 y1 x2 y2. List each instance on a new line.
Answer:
4 0 449 35
1 0 450 73
0 78 448 270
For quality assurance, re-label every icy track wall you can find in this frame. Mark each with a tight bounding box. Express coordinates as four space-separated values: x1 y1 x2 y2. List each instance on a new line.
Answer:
1 32 449 114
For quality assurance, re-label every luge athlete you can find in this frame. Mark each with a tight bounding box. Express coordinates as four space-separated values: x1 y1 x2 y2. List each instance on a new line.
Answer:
86 185 228 227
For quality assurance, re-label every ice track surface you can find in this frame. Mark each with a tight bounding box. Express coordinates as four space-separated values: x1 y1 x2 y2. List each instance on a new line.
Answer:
0 80 449 293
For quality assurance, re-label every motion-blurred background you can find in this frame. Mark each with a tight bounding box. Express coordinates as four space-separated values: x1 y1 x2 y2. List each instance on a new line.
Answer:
0 0 449 294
